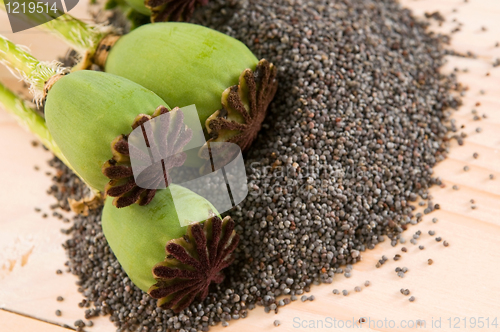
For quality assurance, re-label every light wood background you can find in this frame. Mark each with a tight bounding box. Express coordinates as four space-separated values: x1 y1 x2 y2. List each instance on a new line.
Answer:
1 0 499 331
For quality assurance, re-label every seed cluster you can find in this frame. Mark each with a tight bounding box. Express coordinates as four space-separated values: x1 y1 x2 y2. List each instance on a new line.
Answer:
195 0 460 297
49 0 462 330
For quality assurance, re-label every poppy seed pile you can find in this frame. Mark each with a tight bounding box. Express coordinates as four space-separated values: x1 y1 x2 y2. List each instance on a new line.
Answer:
48 0 462 331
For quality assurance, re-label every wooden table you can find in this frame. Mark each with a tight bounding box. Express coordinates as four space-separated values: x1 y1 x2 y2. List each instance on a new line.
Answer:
1 0 499 331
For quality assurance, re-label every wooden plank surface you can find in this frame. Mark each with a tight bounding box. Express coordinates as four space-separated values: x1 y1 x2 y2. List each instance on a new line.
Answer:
0 309 75 332
1 0 499 331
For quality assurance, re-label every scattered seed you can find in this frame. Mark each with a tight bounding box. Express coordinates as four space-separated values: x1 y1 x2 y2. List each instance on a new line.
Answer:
429 230 435 236
463 166 470 171
55 310 61 316
443 241 449 247
332 289 339 295
419 245 425 250
432 218 438 223
56 269 62 275
342 290 349 296
490 174 495 180
274 320 281 327
428 259 434 265
473 153 478 159
57 296 64 302
435 237 442 242
354 286 361 292
74 320 85 328
401 247 407 252
364 281 370 287
409 296 415 302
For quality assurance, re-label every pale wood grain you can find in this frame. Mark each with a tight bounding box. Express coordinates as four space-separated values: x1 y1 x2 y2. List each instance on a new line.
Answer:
0 0 499 331
0 309 75 332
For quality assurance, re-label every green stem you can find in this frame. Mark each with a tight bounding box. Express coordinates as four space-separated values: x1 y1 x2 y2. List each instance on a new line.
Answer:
0 82 66 164
43 17 106 59
0 34 63 98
